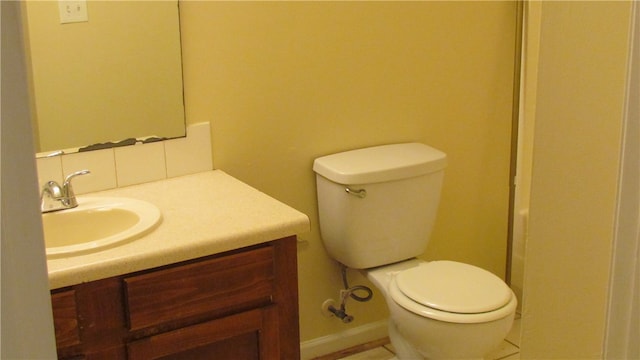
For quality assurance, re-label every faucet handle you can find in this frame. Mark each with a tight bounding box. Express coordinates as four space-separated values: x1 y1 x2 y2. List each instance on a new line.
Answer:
40 170 91 213
63 169 91 187
62 169 91 207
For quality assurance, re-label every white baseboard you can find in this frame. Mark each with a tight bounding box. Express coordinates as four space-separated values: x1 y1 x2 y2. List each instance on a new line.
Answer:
300 319 389 360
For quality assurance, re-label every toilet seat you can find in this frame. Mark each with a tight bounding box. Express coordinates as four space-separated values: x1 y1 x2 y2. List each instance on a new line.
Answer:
389 261 516 324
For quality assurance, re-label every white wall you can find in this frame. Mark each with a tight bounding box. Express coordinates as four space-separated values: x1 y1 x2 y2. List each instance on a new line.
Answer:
604 2 640 358
1 1 57 358
522 2 633 358
511 0 542 312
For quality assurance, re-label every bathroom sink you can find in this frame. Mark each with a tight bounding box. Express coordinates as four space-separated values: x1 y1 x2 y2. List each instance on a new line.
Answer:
42 197 162 258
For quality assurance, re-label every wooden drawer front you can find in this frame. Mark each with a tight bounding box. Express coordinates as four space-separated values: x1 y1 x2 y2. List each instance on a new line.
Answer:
51 290 81 349
127 306 278 359
124 246 275 331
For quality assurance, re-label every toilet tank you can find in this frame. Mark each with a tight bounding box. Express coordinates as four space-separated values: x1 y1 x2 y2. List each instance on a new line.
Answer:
313 143 447 269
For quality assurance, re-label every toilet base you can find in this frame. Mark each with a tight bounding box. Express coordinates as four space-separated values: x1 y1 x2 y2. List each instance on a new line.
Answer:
389 315 504 359
388 319 425 359
388 299 514 360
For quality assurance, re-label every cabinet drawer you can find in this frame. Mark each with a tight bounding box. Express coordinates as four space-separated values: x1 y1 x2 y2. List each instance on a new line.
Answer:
124 246 275 331
51 290 81 349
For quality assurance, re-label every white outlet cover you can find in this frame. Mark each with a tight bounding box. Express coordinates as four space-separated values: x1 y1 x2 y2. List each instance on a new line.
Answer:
58 0 88 24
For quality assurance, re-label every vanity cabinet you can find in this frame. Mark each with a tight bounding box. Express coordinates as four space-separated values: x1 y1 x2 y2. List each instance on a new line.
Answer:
50 236 299 360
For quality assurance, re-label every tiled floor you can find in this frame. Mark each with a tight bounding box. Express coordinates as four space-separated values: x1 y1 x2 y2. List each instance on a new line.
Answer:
336 315 521 360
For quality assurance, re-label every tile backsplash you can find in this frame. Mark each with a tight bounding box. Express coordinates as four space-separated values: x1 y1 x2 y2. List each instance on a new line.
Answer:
36 122 213 195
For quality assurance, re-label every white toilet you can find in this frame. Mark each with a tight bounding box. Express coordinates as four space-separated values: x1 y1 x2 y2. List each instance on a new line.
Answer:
313 143 517 360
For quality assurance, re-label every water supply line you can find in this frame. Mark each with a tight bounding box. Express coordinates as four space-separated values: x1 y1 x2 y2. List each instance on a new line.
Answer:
325 289 356 323
341 265 373 302
323 264 374 323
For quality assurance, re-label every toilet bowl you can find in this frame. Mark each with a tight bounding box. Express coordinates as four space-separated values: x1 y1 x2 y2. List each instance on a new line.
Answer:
313 143 517 359
366 259 517 359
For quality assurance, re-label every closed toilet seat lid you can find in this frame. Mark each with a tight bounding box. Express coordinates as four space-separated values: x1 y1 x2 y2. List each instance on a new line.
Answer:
393 261 512 314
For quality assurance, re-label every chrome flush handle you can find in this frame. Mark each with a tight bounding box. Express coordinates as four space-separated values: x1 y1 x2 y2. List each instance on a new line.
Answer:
345 187 367 198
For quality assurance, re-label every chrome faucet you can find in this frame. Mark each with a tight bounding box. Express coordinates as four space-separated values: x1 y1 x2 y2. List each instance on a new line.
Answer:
40 170 91 213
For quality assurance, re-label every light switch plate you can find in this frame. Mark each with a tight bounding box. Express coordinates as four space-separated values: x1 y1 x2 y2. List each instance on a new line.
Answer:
58 0 88 24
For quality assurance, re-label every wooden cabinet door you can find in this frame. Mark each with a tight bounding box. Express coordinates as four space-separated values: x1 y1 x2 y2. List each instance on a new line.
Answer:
51 290 81 350
127 306 279 360
124 246 275 332
51 238 299 360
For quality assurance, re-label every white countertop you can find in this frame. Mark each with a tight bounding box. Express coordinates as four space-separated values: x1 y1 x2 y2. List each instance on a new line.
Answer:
47 170 310 289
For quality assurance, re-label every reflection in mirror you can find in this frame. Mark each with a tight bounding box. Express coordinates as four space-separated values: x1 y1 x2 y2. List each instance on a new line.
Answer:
22 1 186 154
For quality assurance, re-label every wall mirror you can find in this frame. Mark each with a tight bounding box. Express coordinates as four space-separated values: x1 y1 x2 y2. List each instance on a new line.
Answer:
22 1 186 155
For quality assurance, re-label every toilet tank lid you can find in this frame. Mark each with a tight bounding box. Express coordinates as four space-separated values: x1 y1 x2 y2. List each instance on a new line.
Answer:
313 143 447 184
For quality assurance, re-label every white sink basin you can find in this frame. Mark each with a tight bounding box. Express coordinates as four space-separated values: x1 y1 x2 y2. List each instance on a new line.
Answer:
43 197 162 258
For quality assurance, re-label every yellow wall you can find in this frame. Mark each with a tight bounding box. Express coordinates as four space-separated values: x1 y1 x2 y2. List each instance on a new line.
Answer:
522 1 631 358
180 2 517 342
